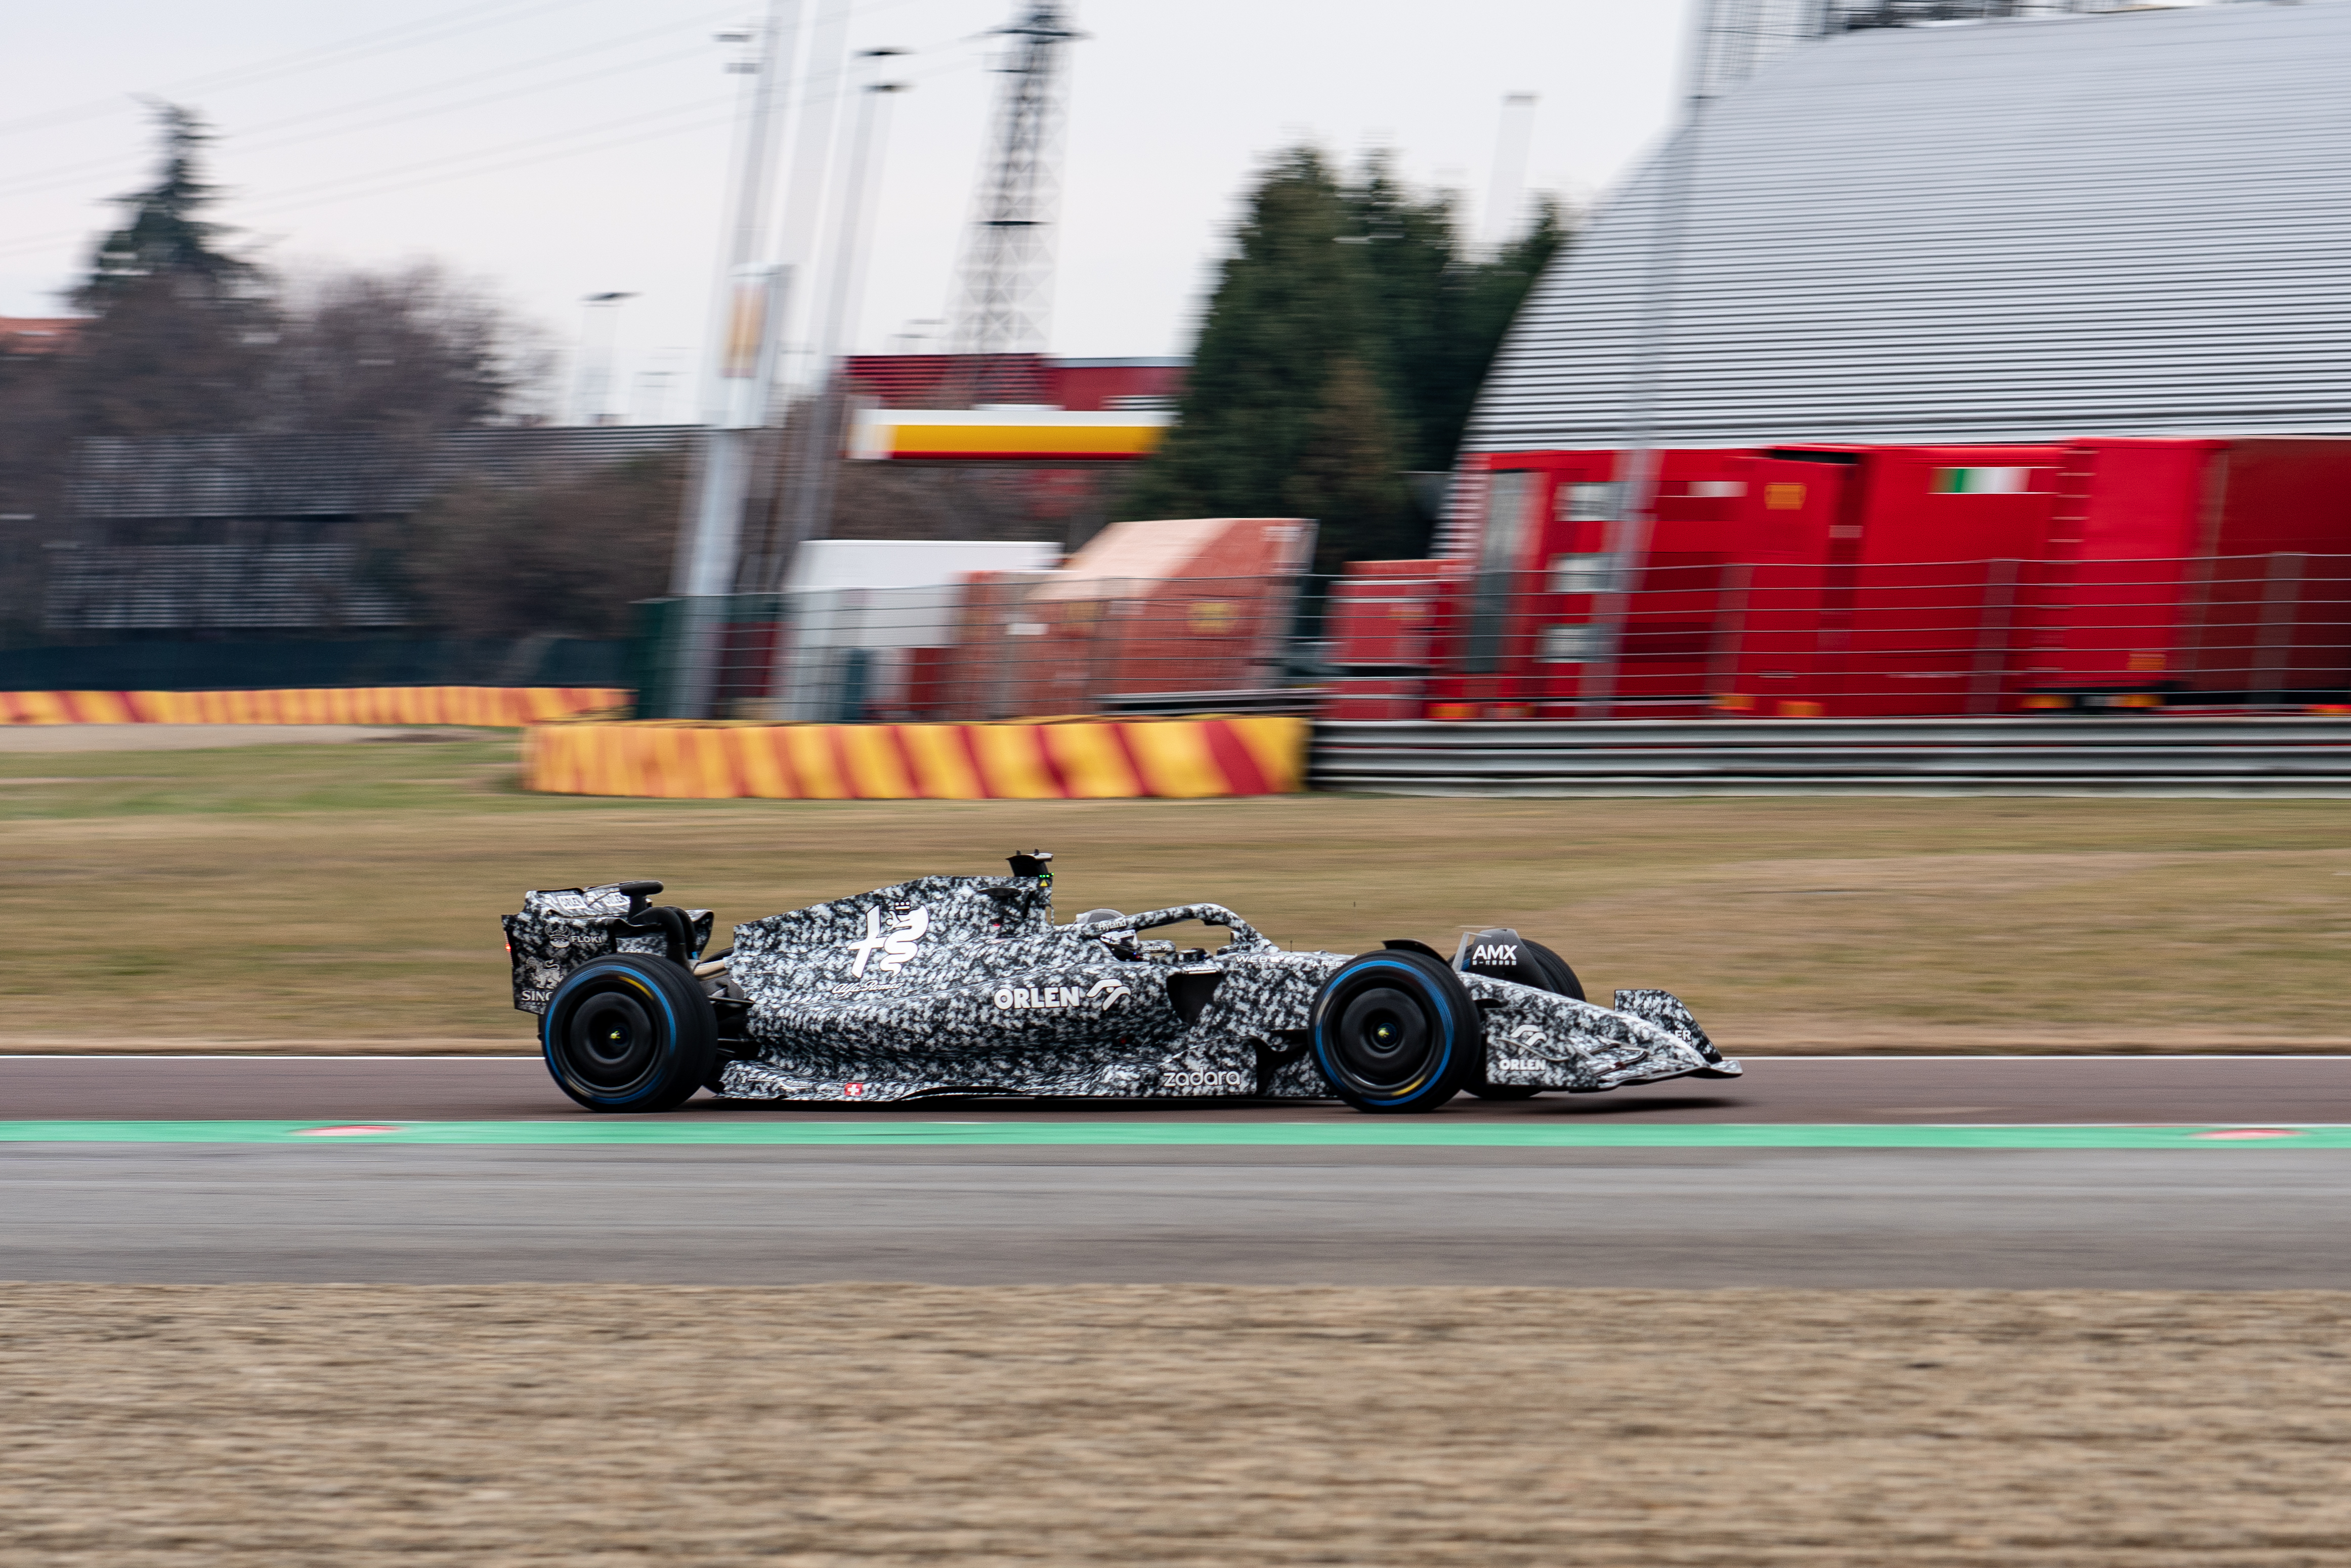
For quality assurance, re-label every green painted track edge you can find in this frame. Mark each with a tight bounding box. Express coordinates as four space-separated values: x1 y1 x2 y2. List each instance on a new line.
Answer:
3 1120 2350 1149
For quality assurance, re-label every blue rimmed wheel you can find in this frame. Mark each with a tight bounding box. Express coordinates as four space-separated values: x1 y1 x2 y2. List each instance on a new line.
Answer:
542 952 715 1113
1308 948 1480 1114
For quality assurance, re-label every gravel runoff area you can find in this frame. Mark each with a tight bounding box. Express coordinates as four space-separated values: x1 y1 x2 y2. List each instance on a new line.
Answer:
6 1283 2349 1565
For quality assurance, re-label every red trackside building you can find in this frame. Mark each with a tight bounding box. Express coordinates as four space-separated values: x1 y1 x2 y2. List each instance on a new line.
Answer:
1322 438 2351 719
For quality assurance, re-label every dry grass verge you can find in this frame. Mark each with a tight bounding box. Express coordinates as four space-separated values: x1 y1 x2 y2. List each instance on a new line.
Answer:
4 1282 2347 1564
7 735 2351 1048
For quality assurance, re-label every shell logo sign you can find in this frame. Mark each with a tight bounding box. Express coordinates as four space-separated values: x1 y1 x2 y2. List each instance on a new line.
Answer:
849 408 1172 463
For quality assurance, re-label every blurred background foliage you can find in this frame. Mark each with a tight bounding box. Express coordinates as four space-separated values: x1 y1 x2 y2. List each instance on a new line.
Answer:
398 453 686 641
1127 147 1570 569
33 108 550 449
0 115 1576 652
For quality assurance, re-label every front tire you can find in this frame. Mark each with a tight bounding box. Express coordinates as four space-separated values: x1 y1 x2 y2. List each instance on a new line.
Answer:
1522 939 1584 1002
1309 948 1479 1113
542 952 716 1113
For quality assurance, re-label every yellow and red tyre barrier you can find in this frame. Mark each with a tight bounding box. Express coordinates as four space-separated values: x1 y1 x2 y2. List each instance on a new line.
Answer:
0 686 628 728
523 716 1308 801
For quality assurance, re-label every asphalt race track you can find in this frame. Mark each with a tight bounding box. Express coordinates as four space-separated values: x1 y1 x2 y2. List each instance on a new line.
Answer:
7 1055 2351 1289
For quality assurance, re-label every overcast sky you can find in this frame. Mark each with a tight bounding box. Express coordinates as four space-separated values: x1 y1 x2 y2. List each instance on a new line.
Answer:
0 1 1690 420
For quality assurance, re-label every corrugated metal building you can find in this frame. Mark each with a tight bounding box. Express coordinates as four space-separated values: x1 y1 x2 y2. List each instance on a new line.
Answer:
1464 1 2351 455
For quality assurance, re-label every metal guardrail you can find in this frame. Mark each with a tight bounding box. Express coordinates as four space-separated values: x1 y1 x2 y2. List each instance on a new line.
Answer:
1311 716 2351 795
1096 687 1330 717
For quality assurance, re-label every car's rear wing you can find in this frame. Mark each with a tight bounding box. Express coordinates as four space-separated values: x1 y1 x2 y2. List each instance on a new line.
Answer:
502 882 715 1016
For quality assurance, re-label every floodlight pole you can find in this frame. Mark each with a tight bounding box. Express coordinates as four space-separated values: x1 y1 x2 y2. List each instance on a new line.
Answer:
777 65 908 570
667 0 801 717
1481 93 1538 253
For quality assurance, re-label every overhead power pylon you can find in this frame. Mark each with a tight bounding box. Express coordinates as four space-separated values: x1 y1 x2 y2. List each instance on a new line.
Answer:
946 2 1080 406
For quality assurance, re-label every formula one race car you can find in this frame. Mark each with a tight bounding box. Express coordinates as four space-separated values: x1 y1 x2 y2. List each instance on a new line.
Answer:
503 853 1738 1115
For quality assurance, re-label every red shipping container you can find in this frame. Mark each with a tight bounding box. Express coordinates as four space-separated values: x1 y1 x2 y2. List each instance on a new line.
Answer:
1431 449 1755 717
1715 452 1855 716
2020 439 2351 702
1423 438 2351 719
1439 444 2067 717
1738 444 2064 716
959 517 1315 717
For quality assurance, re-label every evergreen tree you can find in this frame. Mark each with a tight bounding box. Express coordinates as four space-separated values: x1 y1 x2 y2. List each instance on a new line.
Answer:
77 102 253 305
67 103 271 438
1127 150 1381 562
58 108 544 441
1398 195 1568 474
1283 355 1413 560
1337 156 1462 474
1128 147 1570 566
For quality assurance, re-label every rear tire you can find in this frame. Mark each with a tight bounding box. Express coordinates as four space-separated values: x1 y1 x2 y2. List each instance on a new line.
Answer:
542 952 716 1113
1309 948 1479 1114
1466 937 1584 1100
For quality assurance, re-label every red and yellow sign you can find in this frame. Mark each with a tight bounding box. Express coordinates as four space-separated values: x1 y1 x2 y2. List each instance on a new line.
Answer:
0 687 627 727
524 716 1306 801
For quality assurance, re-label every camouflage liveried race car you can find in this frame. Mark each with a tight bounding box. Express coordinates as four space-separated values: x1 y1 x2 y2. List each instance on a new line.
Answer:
502 853 1738 1114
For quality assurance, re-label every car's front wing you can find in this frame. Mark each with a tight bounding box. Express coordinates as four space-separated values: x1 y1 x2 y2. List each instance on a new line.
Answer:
1467 978 1739 1092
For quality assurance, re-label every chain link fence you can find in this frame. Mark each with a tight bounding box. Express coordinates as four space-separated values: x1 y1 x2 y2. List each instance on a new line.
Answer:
634 571 1318 722
1324 553 2351 719
623 551 2351 724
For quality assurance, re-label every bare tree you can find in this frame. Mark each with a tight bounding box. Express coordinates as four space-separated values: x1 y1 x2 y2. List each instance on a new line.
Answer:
398 452 687 640
264 262 552 438
61 109 554 442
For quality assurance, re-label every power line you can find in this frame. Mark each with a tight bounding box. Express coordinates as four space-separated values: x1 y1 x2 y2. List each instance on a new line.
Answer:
0 0 974 269
228 99 735 223
0 0 587 140
0 96 730 265
0 0 965 206
0 18 740 203
0 53 974 264
226 41 973 227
